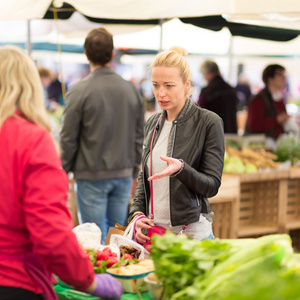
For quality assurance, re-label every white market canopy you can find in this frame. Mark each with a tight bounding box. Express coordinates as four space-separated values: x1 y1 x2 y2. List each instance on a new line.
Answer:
1 0 300 59
1 0 300 25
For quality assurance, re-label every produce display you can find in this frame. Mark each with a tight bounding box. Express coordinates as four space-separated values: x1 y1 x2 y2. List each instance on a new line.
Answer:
150 231 300 300
224 146 279 173
274 134 300 165
86 246 140 274
108 259 154 276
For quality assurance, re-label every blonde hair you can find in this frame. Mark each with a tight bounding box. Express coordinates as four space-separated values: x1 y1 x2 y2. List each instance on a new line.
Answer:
0 46 51 131
151 46 192 97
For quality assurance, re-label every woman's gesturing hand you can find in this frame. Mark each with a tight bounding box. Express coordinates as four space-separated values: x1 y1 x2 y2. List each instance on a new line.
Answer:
148 155 183 181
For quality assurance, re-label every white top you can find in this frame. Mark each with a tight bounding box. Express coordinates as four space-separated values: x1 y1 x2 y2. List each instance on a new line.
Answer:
147 120 212 240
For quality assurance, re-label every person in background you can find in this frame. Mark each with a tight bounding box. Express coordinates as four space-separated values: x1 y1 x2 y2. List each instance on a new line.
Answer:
38 67 60 111
245 64 290 149
235 73 252 111
47 73 64 105
128 47 225 244
38 66 53 109
0 46 122 300
197 60 238 134
60 28 144 244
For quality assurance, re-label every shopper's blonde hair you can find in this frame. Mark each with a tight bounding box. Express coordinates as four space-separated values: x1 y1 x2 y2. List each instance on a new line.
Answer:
0 46 51 131
151 46 192 97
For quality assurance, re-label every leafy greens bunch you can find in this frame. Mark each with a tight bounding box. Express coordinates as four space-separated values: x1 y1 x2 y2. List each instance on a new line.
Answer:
274 134 300 165
150 232 300 300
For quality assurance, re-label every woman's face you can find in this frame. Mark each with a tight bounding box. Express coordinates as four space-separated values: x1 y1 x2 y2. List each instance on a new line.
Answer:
151 66 190 121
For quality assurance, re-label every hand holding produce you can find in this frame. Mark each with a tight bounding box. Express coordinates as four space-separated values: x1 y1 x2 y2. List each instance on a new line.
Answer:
91 273 123 299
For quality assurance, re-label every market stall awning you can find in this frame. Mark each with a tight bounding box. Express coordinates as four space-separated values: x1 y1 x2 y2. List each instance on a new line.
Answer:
180 15 300 42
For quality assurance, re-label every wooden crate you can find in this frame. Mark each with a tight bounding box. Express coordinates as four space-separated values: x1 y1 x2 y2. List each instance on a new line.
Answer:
210 169 300 241
284 168 300 230
237 171 290 237
209 174 240 239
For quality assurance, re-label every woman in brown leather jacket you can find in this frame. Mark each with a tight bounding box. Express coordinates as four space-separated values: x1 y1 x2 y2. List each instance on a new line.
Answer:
128 47 225 245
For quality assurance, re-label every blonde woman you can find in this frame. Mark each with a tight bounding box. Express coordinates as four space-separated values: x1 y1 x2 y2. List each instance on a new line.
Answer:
129 47 225 245
0 46 122 300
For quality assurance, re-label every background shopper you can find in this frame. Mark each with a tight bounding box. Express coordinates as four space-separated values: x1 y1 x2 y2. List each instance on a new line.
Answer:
198 59 238 134
246 64 290 149
60 28 144 243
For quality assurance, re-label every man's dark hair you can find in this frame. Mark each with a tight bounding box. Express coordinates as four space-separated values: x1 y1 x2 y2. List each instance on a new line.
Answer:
262 64 285 85
84 28 114 66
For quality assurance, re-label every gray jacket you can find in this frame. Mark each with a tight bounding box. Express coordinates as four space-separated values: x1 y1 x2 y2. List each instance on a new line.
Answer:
129 98 224 226
60 67 144 180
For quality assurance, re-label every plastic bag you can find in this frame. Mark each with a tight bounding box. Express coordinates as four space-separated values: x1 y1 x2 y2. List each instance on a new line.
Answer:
72 222 102 250
109 221 150 259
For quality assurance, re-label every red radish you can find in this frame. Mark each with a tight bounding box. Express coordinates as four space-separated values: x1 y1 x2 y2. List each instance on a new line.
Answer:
107 258 118 268
96 260 102 267
97 252 109 261
103 247 112 254
123 254 133 260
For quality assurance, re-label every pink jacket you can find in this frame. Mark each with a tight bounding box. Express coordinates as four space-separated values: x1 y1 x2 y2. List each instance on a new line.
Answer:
0 114 94 294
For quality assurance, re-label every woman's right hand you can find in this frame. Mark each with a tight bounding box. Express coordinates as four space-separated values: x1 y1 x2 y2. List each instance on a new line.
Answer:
135 217 154 244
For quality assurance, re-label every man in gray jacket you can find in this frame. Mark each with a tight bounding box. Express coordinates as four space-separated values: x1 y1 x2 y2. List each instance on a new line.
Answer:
60 28 144 243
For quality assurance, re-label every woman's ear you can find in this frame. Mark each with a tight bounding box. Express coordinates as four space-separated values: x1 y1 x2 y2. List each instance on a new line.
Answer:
185 79 191 92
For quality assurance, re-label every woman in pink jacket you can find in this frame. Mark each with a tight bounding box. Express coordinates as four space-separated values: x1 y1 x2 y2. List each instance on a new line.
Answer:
0 46 122 300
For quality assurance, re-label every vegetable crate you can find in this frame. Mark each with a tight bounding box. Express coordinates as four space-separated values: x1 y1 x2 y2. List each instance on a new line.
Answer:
209 175 240 239
237 171 290 238
284 169 300 231
210 201 235 239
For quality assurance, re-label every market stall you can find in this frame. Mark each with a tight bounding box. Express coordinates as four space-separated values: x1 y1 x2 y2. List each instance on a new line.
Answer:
210 133 300 251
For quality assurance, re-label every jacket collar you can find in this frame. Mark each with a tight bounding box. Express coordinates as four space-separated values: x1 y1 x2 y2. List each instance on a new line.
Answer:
92 66 115 75
159 97 196 126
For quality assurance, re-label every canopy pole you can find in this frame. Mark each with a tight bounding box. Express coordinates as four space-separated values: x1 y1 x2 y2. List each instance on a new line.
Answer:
26 20 32 56
228 35 234 85
53 5 66 99
159 19 165 52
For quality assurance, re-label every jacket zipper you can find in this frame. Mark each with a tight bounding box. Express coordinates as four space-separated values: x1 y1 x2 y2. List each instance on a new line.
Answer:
169 121 177 226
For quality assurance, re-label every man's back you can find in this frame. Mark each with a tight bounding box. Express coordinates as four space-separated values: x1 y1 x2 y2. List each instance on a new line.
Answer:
198 75 238 134
60 67 144 180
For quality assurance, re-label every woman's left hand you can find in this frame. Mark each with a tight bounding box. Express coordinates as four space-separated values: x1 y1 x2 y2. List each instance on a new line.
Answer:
148 155 183 181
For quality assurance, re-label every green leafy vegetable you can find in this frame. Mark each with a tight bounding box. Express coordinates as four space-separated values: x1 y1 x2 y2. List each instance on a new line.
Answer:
150 232 300 300
275 134 300 165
